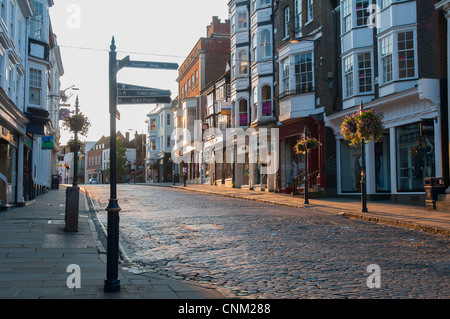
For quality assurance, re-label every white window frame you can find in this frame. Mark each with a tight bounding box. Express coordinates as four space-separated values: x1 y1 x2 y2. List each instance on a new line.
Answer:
280 57 290 94
397 30 415 80
294 51 314 94
260 30 271 59
341 0 352 34
343 55 354 98
238 50 248 75
306 0 313 22
30 0 44 41
237 11 248 30
357 51 373 94
380 34 393 84
356 0 370 27
284 7 290 39
252 33 257 62
294 0 302 36
378 29 417 86
29 67 42 106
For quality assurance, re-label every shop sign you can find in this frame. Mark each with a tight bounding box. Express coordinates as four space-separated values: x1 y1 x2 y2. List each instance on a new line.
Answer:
420 119 434 137
42 136 54 150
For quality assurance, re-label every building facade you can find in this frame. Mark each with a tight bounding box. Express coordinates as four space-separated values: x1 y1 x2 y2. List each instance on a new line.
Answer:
146 104 173 183
228 0 278 190
0 0 44 208
175 16 230 184
273 0 339 195
436 0 450 199
87 136 109 184
325 0 447 204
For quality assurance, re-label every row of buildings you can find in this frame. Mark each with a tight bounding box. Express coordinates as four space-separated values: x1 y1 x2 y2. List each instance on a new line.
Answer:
0 0 65 209
148 0 450 206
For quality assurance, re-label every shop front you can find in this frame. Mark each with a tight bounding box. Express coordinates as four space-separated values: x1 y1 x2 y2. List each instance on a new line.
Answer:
0 132 18 208
326 83 442 205
278 116 324 194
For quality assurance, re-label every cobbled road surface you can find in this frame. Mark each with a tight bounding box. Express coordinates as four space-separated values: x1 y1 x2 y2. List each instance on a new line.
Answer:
85 184 450 299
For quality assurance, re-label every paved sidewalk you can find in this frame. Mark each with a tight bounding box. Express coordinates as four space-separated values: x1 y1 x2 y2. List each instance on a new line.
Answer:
146 182 450 237
0 186 224 299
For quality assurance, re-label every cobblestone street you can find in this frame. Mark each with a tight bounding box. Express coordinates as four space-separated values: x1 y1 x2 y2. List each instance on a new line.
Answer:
86 184 450 299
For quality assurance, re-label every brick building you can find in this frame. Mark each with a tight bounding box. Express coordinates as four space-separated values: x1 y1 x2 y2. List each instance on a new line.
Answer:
87 135 109 184
273 0 339 195
174 16 230 184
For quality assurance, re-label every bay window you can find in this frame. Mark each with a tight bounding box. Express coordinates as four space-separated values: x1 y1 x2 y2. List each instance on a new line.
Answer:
281 58 290 94
342 0 351 34
357 52 372 93
356 0 370 26
379 30 416 85
260 30 271 58
380 34 393 84
343 55 354 98
238 51 248 75
397 31 415 79
239 99 248 126
261 85 272 117
237 12 248 30
294 52 313 93
29 68 42 106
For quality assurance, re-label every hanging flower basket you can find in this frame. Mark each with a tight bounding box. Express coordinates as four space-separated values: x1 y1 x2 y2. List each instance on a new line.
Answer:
63 163 71 170
67 139 85 153
63 113 91 136
341 108 383 146
294 137 321 154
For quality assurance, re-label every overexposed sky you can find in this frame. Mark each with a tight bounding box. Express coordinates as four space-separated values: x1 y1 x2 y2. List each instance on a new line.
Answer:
49 0 229 144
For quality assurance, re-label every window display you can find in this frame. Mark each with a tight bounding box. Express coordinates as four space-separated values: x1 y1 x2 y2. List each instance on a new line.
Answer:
396 122 435 192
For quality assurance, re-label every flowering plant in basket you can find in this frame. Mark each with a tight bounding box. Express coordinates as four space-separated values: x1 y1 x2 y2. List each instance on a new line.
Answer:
341 108 383 146
294 137 321 154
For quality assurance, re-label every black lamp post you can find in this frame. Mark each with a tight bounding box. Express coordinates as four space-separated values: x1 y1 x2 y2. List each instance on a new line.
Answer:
104 37 121 293
303 126 309 204
360 102 368 212
72 96 79 187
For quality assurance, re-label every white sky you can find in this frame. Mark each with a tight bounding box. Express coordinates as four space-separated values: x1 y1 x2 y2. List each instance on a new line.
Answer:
49 0 229 144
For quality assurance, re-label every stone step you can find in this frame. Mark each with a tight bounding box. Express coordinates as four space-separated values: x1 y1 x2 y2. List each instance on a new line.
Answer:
436 200 450 212
438 193 450 201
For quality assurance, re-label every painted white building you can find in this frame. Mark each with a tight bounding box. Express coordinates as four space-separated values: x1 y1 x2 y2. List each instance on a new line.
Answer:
325 0 445 205
228 0 275 189
145 104 174 182
0 0 34 208
24 0 65 197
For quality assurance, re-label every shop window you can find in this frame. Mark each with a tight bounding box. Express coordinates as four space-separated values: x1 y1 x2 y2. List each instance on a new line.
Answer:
340 140 362 193
261 85 272 116
396 122 435 192
375 131 391 192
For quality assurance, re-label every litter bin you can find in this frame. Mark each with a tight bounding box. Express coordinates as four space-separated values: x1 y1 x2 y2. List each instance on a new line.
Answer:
65 186 79 232
424 177 446 210
51 175 59 189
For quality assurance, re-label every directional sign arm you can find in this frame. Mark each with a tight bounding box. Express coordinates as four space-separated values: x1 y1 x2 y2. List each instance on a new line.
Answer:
119 59 178 71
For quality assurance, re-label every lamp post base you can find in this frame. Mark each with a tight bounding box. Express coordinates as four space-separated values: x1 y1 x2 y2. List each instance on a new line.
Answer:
104 199 121 293
104 279 121 293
